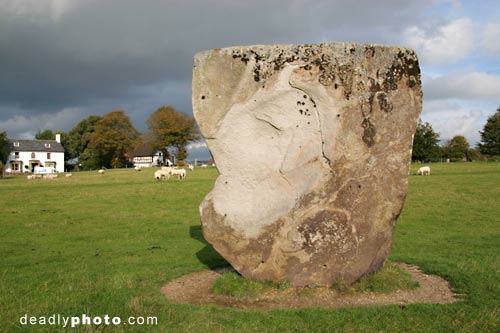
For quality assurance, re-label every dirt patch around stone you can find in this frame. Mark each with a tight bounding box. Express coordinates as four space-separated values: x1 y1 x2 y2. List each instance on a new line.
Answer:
160 263 460 310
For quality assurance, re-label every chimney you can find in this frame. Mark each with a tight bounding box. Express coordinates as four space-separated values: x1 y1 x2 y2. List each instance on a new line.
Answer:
55 133 61 143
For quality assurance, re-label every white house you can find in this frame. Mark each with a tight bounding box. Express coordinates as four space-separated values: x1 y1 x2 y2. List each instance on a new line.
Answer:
5 134 65 174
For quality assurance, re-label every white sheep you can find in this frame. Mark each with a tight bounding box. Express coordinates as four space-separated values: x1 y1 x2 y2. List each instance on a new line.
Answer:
200 164 208 168
134 166 141 171
98 169 105 174
65 173 72 177
160 166 173 179
170 168 186 180
188 164 194 171
154 169 165 180
417 166 431 176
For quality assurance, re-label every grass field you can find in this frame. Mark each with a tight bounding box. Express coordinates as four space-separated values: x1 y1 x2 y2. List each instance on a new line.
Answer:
0 163 499 332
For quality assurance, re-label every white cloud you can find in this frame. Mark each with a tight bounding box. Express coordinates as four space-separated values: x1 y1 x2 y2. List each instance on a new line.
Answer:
424 71 500 100
186 140 210 161
0 107 84 138
481 23 500 54
422 100 487 145
404 18 474 65
187 141 207 150
2 0 74 22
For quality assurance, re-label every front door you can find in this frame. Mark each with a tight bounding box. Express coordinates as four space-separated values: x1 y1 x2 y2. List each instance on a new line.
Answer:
30 160 40 173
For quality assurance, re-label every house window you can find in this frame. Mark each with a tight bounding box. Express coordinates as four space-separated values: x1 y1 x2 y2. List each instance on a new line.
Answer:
11 162 21 171
31 152 36 158
44 143 51 148
14 152 20 159
47 153 51 159
13 142 20 147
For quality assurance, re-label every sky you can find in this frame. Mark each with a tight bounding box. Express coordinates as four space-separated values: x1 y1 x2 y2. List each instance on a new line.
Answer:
0 0 499 160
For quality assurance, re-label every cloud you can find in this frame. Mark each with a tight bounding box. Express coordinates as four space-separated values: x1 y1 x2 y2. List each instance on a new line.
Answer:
481 23 500 54
424 71 500 100
0 0 437 120
0 0 496 152
186 140 210 161
422 100 488 145
0 107 86 138
404 18 474 65
187 141 207 150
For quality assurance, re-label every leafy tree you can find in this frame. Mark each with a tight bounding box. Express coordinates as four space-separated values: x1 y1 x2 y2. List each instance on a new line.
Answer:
443 135 471 161
412 119 441 162
479 106 500 156
0 131 9 177
34 129 67 148
146 106 200 163
88 110 140 168
0 131 9 164
65 115 102 162
35 129 55 140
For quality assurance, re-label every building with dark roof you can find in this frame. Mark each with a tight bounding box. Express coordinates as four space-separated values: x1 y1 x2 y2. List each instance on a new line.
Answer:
5 134 65 173
130 142 171 168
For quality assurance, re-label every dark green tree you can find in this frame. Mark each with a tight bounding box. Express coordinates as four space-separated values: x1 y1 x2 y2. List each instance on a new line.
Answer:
88 110 140 168
412 119 441 162
35 129 55 140
443 135 471 161
479 106 500 156
146 106 200 163
0 131 10 177
65 115 102 162
0 131 9 164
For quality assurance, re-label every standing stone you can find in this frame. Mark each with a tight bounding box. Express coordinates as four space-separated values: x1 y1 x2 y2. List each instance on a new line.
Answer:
192 42 422 286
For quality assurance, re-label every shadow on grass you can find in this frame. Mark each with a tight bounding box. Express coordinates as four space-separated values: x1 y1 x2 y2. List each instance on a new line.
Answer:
189 225 229 270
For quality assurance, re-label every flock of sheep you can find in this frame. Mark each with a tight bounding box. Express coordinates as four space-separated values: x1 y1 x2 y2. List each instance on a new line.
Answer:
153 166 187 180
26 164 430 181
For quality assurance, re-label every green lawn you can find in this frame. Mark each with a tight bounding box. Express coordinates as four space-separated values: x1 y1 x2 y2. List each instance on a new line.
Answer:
0 163 499 332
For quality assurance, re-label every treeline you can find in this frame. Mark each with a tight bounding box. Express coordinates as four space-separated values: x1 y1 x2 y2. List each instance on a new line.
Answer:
0 106 199 170
412 106 500 162
1 106 499 171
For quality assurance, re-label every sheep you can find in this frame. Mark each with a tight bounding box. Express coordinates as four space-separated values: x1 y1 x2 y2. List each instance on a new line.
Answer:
200 164 208 168
417 166 431 176
188 164 194 171
134 166 141 171
154 167 172 180
160 166 173 179
98 169 105 174
170 168 186 180
43 174 58 180
65 173 72 177
26 175 34 180
154 169 165 180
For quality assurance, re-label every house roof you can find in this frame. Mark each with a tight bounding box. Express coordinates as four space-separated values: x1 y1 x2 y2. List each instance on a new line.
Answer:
130 142 159 157
9 139 65 153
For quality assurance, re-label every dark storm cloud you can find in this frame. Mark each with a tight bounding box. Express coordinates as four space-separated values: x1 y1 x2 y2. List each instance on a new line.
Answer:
0 0 434 134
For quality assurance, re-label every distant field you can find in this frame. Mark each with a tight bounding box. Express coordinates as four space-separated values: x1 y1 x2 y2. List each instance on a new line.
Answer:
1 163 499 332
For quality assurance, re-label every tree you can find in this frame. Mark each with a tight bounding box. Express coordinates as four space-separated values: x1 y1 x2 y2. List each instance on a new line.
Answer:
0 131 9 164
0 131 9 177
479 106 500 156
35 129 57 140
65 115 102 162
88 110 140 168
443 135 471 161
412 119 441 162
146 106 200 163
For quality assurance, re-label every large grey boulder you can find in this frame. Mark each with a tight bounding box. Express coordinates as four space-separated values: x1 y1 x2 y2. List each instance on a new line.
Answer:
192 42 422 286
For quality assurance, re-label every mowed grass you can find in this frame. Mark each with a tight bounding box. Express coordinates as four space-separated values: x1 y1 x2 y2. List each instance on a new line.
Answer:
0 163 499 332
